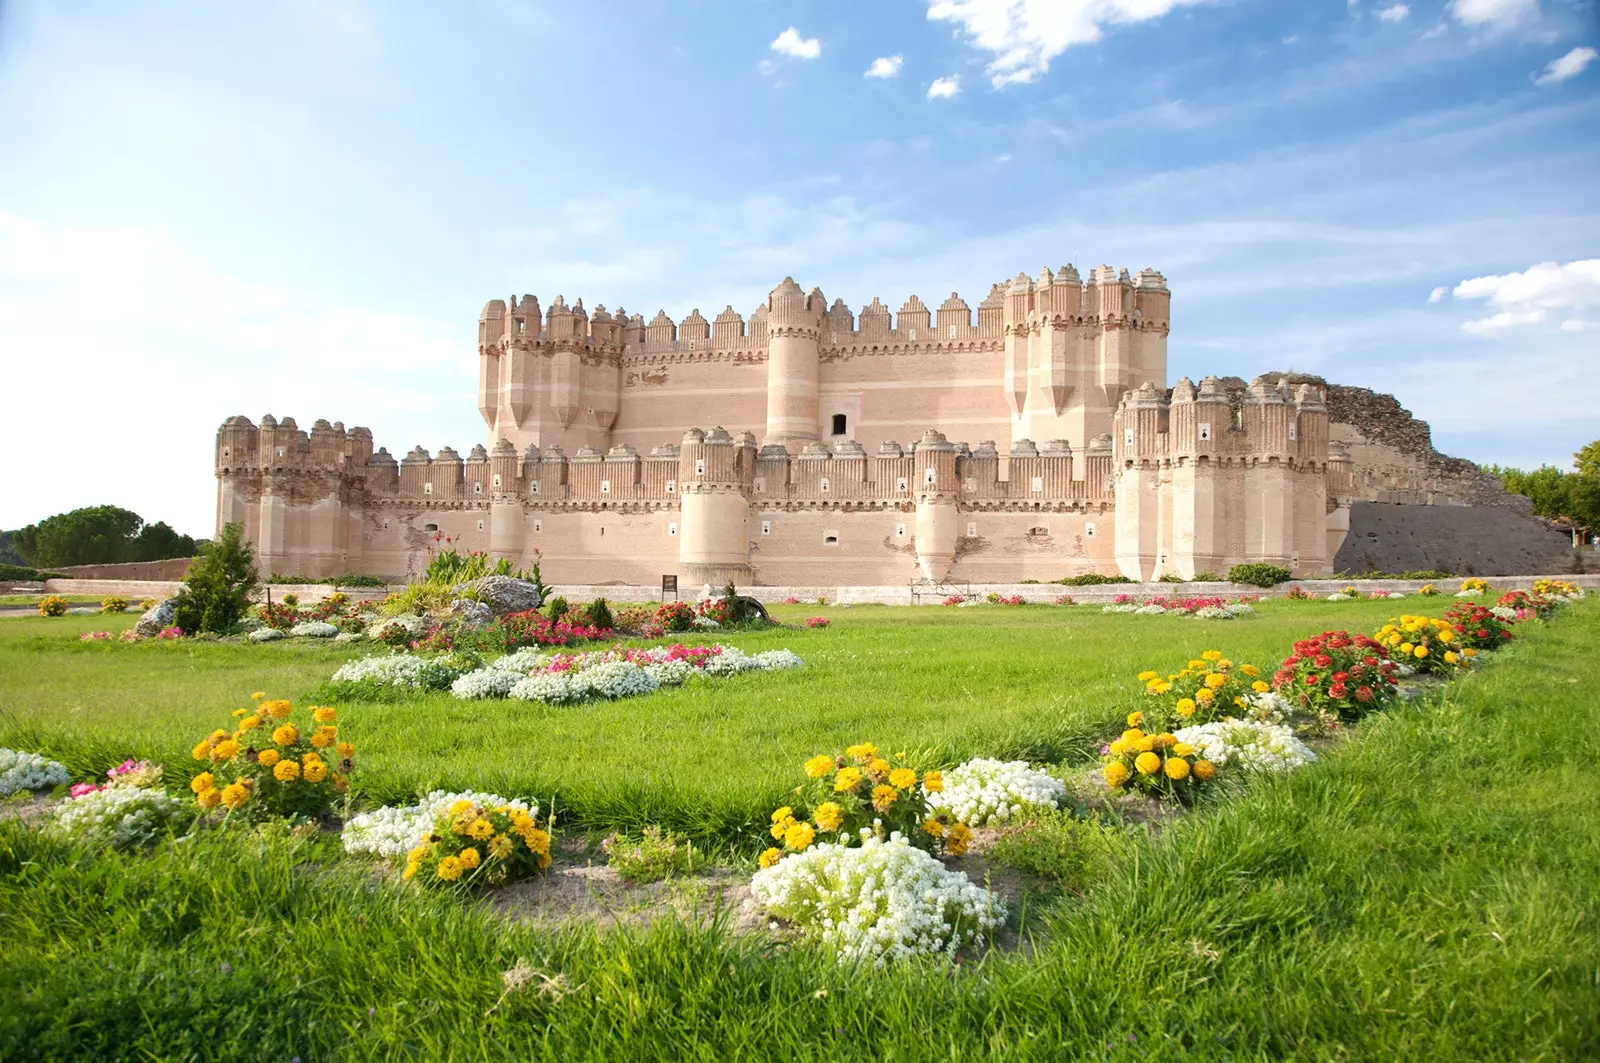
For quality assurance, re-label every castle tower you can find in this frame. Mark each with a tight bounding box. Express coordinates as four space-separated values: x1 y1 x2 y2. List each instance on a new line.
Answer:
677 427 752 587
912 429 960 581
488 438 525 561
763 278 823 449
1112 384 1168 581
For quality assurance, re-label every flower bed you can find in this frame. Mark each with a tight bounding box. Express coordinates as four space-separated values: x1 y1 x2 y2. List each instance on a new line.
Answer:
1374 615 1472 675
1273 631 1401 721
188 694 354 818
1101 596 1255 618
750 835 1006 965
400 795 553 887
440 644 805 705
49 785 188 849
0 749 69 796
344 789 536 858
927 758 1066 826
1173 719 1317 773
327 652 485 697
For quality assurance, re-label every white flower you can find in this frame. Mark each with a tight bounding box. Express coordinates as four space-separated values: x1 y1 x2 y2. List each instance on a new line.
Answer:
1175 719 1316 773
929 758 1065 826
1454 590 1481 598
332 631 365 643
248 627 286 642
751 836 1005 963
691 616 721 629
450 668 524 700
752 649 806 670
289 621 340 638
48 786 188 849
509 671 578 704
490 647 549 674
1134 604 1167 616
1490 606 1518 621
1326 593 1353 601
329 653 476 692
0 748 70 796
342 789 536 858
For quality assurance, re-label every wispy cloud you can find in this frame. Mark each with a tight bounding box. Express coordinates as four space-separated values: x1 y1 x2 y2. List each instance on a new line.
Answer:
1534 46 1597 85
1446 259 1600 333
927 75 961 99
1449 0 1540 31
1377 4 1410 22
865 55 903 78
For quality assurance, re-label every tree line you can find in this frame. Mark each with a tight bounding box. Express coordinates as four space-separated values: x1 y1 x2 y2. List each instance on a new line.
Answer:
1485 439 1600 549
2 506 204 569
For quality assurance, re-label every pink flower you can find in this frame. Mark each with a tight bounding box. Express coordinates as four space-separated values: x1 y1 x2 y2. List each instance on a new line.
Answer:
69 782 101 799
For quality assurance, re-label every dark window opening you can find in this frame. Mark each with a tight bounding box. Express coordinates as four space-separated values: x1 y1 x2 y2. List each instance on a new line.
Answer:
831 413 847 436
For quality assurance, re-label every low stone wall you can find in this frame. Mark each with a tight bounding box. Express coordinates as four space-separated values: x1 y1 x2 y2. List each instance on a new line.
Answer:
52 558 198 581
39 580 391 604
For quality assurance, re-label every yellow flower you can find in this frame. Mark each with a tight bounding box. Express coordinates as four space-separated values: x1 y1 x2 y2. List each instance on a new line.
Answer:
459 847 481 870
871 784 898 812
1126 711 1144 728
1399 642 1414 655
303 761 328 783
1108 738 1129 756
190 772 215 794
310 726 336 749
1196 688 1215 704
946 823 972 856
810 804 844 834
467 817 494 841
1122 728 1145 743
1464 648 1477 658
489 835 514 860
833 767 864 792
1251 681 1271 694
845 742 878 762
449 799 474 815
1153 732 1177 749
1137 670 1158 682
1135 752 1162 775
232 708 248 718
922 816 947 838
783 821 816 851
922 770 943 793
210 739 240 761
273 759 300 782
1444 651 1458 664
191 741 211 762
1187 659 1206 670
1134 736 1155 753
770 805 794 823
1204 673 1227 690
312 706 337 724
523 828 551 856
888 767 918 790
759 847 782 868
1193 759 1216 781
803 754 836 778
867 758 892 778
1173 742 1195 757
272 724 299 747
1414 645 1429 659
1103 761 1131 787
1239 664 1260 677
436 856 464 882
1176 698 1197 718
1164 757 1191 781
301 751 323 766
239 715 261 732
1202 650 1222 661
256 748 280 767
402 861 420 881
251 691 266 700
336 741 356 759
263 699 292 719
221 782 250 810
197 788 222 809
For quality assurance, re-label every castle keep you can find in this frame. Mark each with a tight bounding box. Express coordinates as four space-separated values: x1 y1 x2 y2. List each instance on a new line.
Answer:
215 268 1416 586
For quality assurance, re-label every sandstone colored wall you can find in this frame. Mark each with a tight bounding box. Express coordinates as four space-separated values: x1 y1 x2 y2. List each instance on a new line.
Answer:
51 558 198 581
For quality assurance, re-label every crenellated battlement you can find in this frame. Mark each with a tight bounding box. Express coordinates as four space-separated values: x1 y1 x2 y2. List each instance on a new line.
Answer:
1111 375 1331 470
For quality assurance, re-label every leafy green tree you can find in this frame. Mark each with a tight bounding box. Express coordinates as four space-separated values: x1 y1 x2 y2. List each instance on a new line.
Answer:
12 506 202 567
1488 440 1600 549
131 521 200 562
171 523 259 634
0 531 24 567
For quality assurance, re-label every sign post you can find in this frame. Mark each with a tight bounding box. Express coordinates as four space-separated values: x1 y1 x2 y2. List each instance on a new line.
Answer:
661 574 678 602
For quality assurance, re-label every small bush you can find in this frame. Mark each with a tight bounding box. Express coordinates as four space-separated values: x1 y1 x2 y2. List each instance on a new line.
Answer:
100 596 129 614
601 827 695 884
1053 573 1133 586
381 583 454 617
583 598 615 632
1158 573 1186 583
984 811 1119 892
171 523 259 635
656 600 695 632
37 595 69 617
280 593 300 607
0 563 65 581
1191 570 1222 582
1227 563 1292 587
544 595 569 622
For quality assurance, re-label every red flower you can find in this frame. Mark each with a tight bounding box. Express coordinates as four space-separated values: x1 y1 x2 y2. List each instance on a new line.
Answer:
1314 654 1332 668
1356 686 1373 702
1329 683 1347 698
1305 674 1320 685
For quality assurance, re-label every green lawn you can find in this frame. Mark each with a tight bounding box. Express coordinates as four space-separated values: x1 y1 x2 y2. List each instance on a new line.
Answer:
3 599 1465 840
1 599 1595 1059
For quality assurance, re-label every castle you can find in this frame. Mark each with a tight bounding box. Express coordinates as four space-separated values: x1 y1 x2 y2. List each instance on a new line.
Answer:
214 267 1472 587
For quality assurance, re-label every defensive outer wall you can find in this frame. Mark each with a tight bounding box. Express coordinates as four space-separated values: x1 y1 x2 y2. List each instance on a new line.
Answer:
212 269 1547 587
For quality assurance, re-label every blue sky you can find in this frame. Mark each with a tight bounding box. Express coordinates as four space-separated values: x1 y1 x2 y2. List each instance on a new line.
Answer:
1 0 1596 536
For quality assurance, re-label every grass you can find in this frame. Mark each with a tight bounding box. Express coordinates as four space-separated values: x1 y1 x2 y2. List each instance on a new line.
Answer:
3 599 1460 842
0 600 1595 1059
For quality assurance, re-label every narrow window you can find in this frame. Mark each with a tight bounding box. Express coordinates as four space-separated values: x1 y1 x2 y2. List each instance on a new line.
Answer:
948 324 956 339
694 459 705 477
908 328 917 342
600 479 611 494
424 482 433 496
895 523 906 537
474 481 483 494
668 523 678 537
666 478 676 494
530 479 540 495
1124 428 1135 447
823 531 839 546
476 519 485 532
1198 423 1211 441
819 477 831 493
832 413 847 436
753 476 765 493
761 520 771 535
925 468 937 485
1288 423 1298 442
1086 521 1096 537
966 521 977 537
534 520 542 533
896 476 908 493
492 473 502 489
424 523 438 532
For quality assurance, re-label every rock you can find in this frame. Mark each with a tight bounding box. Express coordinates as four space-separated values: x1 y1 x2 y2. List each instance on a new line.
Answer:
133 598 178 637
735 596 771 624
450 599 494 627
451 575 542 616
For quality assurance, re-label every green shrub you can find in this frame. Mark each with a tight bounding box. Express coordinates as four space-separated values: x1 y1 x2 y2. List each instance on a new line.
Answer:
100 596 129 614
585 598 615 631
984 811 1121 892
1191 570 1222 582
1052 573 1134 586
544 595 569 622
379 583 454 617
171 523 259 634
280 593 300 607
1158 573 1186 583
601 827 696 884
1330 568 1455 580
1227 563 1292 587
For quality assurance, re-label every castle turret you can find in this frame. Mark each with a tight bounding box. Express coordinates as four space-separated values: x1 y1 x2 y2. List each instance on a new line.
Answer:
1112 384 1167 581
677 427 751 586
913 429 960 581
763 278 823 448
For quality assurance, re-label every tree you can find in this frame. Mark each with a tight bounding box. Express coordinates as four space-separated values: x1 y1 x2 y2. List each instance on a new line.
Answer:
0 531 24 567
171 523 259 634
1488 439 1600 549
11 506 201 567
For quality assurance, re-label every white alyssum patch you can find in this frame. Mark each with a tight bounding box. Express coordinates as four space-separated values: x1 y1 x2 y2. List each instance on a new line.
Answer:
48 786 188 849
342 789 537 858
1101 604 1139 613
692 616 721 629
1490 606 1519 621
450 668 524 700
751 834 1005 966
508 671 578 704
330 653 476 691
0 748 70 796
751 649 806 671
1175 719 1317 773
248 627 286 642
289 621 340 638
1326 593 1354 601
1454 590 1482 598
490 647 549 674
570 660 659 700
929 758 1066 826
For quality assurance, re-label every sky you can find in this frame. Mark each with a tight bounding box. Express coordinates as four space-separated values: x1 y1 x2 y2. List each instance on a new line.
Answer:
0 0 1596 537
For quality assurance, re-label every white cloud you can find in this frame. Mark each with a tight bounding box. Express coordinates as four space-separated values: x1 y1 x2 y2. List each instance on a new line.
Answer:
1377 4 1410 21
1421 22 1449 39
1428 285 1448 302
1447 259 1600 333
1559 318 1595 331
1449 0 1539 30
926 0 1206 87
770 27 821 60
1534 46 1597 85
996 152 1013 163
865 55 903 78
928 75 962 99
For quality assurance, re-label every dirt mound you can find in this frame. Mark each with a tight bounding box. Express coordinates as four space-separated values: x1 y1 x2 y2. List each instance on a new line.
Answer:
1335 502 1581 576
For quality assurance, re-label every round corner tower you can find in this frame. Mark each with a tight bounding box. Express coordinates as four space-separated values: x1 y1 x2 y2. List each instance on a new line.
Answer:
763 277 823 449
